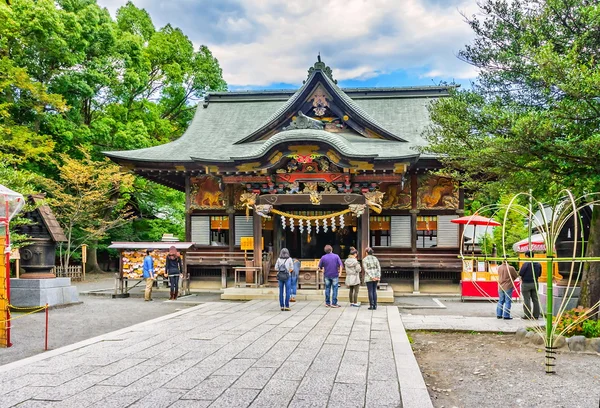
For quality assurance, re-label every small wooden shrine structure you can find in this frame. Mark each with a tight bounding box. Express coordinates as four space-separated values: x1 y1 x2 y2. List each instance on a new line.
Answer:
106 57 464 292
18 194 67 278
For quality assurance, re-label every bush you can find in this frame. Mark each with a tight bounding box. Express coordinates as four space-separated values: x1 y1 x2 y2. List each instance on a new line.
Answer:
582 319 600 338
553 306 589 337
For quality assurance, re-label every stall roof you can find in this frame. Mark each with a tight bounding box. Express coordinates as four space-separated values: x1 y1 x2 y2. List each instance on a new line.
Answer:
108 242 195 250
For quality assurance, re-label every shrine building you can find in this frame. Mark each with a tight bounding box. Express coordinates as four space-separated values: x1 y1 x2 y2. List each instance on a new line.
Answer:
105 57 464 295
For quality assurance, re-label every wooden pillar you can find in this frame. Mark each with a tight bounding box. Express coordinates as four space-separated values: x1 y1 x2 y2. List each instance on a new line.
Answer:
253 211 262 268
457 185 465 250
221 266 227 289
185 176 191 242
411 173 419 292
410 173 418 253
225 185 235 252
360 207 370 257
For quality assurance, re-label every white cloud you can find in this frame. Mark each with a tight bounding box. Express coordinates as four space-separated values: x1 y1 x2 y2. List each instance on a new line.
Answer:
97 0 479 87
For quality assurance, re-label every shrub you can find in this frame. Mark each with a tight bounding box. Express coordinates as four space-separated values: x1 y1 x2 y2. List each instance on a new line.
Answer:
553 306 589 337
582 319 600 338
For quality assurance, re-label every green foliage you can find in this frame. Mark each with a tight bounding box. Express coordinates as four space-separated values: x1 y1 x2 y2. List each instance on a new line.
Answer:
421 0 600 308
422 0 600 200
554 306 589 337
582 319 600 338
0 0 226 267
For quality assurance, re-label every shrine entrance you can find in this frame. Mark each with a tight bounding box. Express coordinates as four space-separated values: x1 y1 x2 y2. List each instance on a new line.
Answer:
276 208 358 259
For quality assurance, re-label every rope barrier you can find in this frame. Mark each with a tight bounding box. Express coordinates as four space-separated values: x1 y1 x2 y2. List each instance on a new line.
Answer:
1 303 49 351
1 304 48 323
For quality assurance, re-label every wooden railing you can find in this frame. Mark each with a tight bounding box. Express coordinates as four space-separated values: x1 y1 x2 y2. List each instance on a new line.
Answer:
377 253 462 270
55 265 83 281
186 250 253 267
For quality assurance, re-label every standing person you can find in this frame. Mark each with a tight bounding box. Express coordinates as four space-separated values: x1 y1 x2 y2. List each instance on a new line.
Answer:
345 247 361 307
362 247 381 310
290 258 300 303
519 251 542 319
142 250 155 301
275 248 294 311
318 244 343 308
165 246 183 300
497 260 519 319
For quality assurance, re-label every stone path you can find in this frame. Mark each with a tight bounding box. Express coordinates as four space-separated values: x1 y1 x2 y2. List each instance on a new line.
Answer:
0 301 430 408
401 314 537 333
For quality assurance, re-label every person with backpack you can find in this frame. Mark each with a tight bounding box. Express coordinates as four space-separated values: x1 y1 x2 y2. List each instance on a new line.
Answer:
275 248 294 311
290 258 301 303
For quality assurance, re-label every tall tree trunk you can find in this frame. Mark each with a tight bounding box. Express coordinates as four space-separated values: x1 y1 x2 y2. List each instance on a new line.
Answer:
85 242 104 273
580 206 600 316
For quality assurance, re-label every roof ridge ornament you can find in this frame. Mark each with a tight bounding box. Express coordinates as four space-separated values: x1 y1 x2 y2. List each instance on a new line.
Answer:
283 111 324 131
306 54 337 84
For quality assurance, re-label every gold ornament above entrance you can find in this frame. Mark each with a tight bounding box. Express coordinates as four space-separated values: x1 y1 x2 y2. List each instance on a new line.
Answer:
309 84 330 116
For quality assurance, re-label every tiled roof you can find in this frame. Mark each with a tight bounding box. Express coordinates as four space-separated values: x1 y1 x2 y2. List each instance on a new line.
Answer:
104 71 449 165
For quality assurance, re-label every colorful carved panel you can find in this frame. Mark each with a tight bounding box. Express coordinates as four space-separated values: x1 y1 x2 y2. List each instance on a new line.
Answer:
233 185 247 210
417 175 459 209
190 175 225 209
381 183 411 210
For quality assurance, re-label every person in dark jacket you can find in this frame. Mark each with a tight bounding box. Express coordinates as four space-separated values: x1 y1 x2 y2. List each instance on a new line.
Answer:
165 246 183 300
519 251 542 319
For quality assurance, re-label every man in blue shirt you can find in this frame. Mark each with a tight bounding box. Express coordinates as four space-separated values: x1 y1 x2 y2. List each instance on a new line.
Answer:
318 245 343 308
142 250 155 301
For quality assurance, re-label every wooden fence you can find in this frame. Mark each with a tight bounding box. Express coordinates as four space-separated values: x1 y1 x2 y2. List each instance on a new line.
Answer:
54 265 83 281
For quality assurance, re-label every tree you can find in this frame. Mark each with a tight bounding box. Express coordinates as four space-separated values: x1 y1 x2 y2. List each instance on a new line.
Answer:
1 0 226 272
46 151 135 268
422 0 600 309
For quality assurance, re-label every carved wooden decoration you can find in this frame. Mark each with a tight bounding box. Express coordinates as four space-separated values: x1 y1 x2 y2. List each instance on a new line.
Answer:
417 175 458 209
381 183 411 210
190 176 225 209
309 84 330 116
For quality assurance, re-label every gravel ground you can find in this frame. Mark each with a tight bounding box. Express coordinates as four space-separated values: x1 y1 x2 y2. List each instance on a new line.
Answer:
1 295 222 366
411 331 600 408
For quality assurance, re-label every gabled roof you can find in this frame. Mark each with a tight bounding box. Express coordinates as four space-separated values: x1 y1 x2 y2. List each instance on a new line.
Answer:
104 58 452 167
233 63 406 144
30 195 67 242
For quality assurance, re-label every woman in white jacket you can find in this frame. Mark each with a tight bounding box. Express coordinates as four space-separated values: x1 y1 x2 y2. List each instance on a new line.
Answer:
344 247 361 307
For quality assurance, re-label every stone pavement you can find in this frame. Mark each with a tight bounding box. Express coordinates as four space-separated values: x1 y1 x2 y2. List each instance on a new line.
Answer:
0 300 431 408
401 313 538 333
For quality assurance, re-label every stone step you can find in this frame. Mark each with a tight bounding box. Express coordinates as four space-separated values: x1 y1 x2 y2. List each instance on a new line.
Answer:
221 287 395 303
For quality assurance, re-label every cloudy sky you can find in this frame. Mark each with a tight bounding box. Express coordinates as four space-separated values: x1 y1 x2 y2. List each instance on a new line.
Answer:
97 0 479 90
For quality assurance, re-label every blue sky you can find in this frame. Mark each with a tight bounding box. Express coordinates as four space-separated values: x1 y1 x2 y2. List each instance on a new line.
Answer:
97 0 479 90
